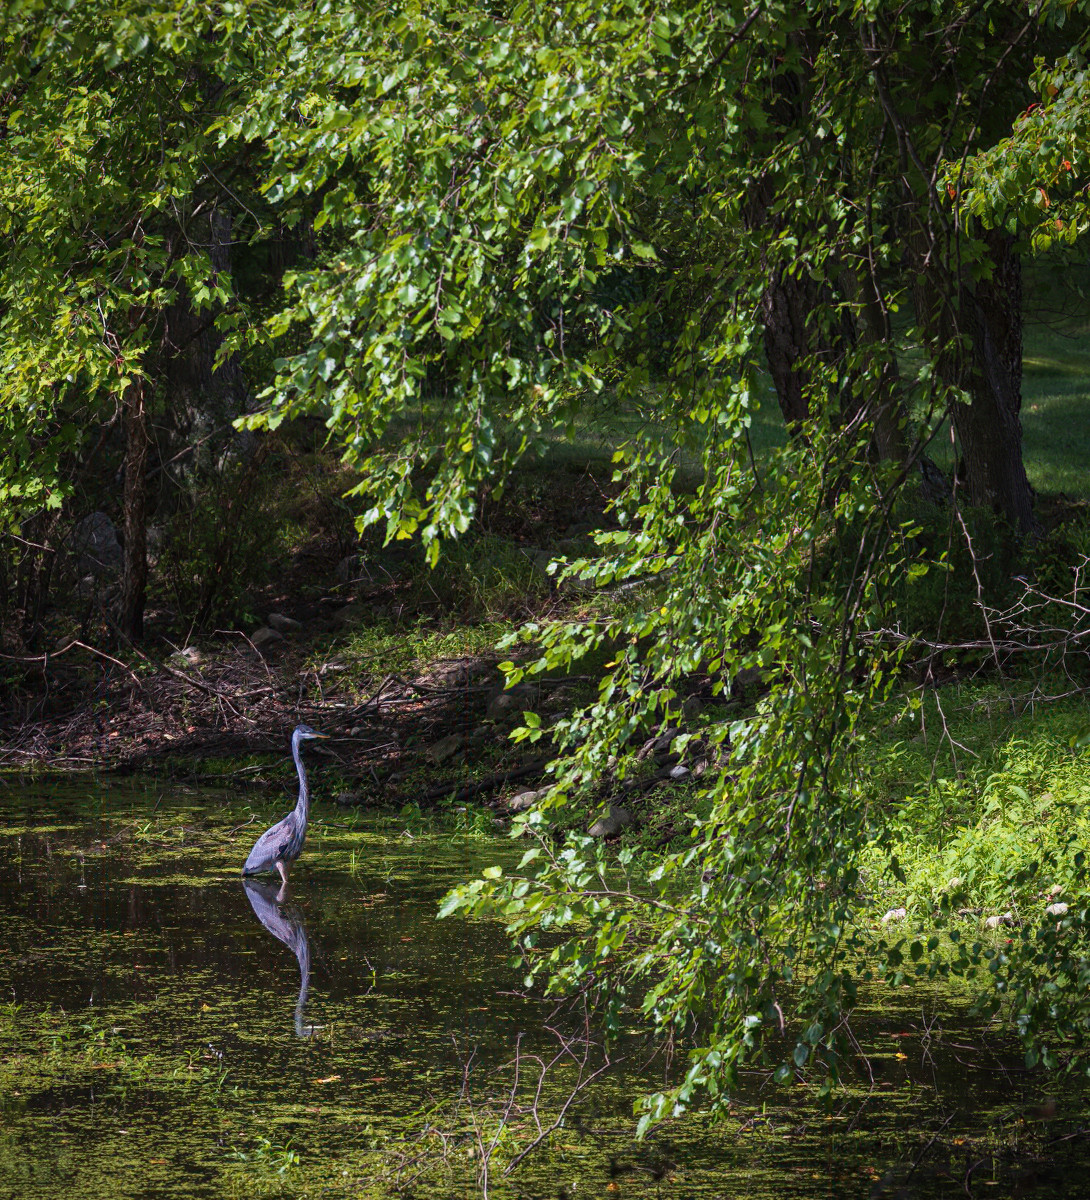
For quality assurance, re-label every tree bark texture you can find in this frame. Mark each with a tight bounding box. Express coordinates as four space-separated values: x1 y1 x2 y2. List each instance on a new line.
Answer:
846 265 907 462
750 31 908 457
911 228 1036 534
760 264 818 430
120 379 149 640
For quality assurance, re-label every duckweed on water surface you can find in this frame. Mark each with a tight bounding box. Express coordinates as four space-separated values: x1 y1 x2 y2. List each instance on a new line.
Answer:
2 777 1090 1198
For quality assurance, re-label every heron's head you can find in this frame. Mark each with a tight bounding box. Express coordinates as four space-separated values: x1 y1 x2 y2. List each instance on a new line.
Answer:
293 723 330 742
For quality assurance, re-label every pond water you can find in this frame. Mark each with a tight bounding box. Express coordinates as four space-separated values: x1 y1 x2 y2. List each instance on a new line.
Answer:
1 777 1089 1198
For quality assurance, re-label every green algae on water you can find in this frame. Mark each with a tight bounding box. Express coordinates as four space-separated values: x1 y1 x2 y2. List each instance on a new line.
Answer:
2 780 1089 1198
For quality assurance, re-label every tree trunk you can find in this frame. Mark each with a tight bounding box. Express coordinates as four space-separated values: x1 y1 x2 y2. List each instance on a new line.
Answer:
954 230 1036 534
912 227 1035 533
760 264 817 430
120 379 149 640
848 265 907 462
160 208 249 476
751 33 908 457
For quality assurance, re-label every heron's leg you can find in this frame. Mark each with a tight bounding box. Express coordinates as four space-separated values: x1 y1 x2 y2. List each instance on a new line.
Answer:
276 859 290 902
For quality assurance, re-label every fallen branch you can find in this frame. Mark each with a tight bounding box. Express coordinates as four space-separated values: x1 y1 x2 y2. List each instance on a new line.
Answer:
0 639 148 693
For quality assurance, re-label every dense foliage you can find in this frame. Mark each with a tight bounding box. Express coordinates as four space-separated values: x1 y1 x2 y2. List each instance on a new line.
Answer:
5 0 1090 1129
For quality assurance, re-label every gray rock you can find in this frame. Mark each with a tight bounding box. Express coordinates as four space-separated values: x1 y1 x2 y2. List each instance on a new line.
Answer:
486 691 519 720
425 734 464 765
652 726 681 756
332 603 366 629
588 804 633 838
732 667 767 699
335 791 362 807
468 725 493 744
682 695 704 722
423 661 472 687
268 612 302 634
881 907 907 924
334 554 362 585
508 788 546 812
662 763 690 781
71 512 122 576
486 685 536 721
530 550 555 579
563 571 598 593
251 626 284 651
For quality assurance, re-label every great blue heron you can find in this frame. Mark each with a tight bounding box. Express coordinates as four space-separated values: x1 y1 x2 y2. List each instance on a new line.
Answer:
242 723 329 894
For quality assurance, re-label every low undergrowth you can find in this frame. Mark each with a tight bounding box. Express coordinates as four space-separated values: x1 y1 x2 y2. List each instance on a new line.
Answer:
846 683 1090 1066
867 683 1090 915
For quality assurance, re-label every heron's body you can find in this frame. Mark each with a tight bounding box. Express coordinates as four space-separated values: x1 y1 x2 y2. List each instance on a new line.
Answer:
242 724 328 891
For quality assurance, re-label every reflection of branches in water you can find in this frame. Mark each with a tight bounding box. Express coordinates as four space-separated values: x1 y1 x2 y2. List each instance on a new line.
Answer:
380 996 621 1198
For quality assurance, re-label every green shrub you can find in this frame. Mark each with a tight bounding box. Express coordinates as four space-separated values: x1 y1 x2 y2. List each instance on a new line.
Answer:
155 463 283 629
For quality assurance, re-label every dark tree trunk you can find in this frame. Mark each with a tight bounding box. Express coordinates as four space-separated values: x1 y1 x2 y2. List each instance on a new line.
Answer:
954 230 1036 534
119 379 149 640
160 208 249 473
849 266 907 462
752 31 908 457
912 228 1036 534
760 264 818 430
12 512 59 647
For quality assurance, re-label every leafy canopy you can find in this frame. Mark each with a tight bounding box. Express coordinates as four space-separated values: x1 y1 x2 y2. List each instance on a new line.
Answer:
6 0 1090 1127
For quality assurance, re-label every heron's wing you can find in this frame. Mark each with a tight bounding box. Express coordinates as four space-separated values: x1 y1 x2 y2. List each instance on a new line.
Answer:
243 814 296 873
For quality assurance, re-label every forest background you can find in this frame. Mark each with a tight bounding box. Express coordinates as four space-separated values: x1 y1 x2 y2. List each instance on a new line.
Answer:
6 0 1090 1125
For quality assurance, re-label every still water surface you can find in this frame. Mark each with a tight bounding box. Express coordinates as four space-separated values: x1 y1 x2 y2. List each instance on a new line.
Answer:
2 778 1089 1197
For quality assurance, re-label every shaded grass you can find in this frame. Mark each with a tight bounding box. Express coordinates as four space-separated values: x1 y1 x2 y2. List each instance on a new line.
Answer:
1021 312 1090 500
316 618 510 681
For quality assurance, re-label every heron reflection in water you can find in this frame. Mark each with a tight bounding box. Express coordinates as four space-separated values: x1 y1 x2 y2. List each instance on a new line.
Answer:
243 879 318 1037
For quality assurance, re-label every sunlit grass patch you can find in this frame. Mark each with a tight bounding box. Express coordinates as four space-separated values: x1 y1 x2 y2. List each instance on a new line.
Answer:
863 683 1090 923
321 617 512 684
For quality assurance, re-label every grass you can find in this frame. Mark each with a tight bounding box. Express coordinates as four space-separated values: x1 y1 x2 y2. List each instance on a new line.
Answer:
318 618 510 683
860 680 1090 934
1021 310 1090 500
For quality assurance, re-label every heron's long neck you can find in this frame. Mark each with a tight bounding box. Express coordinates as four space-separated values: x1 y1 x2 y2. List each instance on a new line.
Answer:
293 738 310 821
